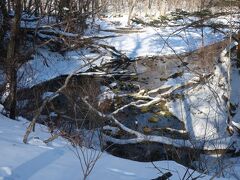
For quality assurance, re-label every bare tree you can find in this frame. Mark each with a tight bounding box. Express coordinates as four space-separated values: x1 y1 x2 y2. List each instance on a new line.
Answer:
238 31 240 60
127 0 136 25
2 0 22 119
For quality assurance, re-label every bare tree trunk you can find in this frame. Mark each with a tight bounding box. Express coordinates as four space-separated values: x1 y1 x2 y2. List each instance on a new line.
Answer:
5 0 21 119
127 0 136 25
0 0 8 48
59 0 70 20
159 0 167 16
6 0 10 12
23 0 27 11
92 0 95 21
34 0 43 16
238 31 240 62
27 0 32 13
6 68 17 119
144 0 151 16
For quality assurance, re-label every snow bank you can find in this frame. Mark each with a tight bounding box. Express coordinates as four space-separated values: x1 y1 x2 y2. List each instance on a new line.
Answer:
0 114 213 180
167 42 240 145
94 16 230 58
18 48 104 88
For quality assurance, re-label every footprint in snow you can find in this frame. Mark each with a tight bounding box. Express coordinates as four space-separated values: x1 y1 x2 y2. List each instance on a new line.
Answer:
108 168 136 176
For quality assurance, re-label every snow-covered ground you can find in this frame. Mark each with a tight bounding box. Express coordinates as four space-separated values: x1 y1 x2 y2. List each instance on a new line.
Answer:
94 15 231 58
0 114 213 180
100 25 224 58
167 42 240 146
18 15 238 88
1 13 240 180
18 48 105 87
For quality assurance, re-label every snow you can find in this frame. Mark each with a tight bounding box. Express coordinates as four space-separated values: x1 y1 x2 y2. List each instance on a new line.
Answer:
1 11 240 180
41 92 57 99
93 16 231 58
167 42 240 146
0 114 214 180
163 72 194 87
17 15 237 88
18 48 105 88
97 26 224 58
98 86 115 104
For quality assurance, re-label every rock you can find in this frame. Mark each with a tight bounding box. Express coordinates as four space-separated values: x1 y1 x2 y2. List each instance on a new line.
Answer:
143 127 152 134
155 111 166 116
109 82 118 88
160 77 168 81
152 172 172 180
140 106 150 113
169 71 184 79
148 116 159 123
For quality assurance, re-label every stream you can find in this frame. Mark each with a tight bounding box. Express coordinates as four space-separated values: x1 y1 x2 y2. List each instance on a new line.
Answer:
14 40 230 169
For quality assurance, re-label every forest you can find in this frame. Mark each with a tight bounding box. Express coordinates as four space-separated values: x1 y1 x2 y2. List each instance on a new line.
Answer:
0 0 240 179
